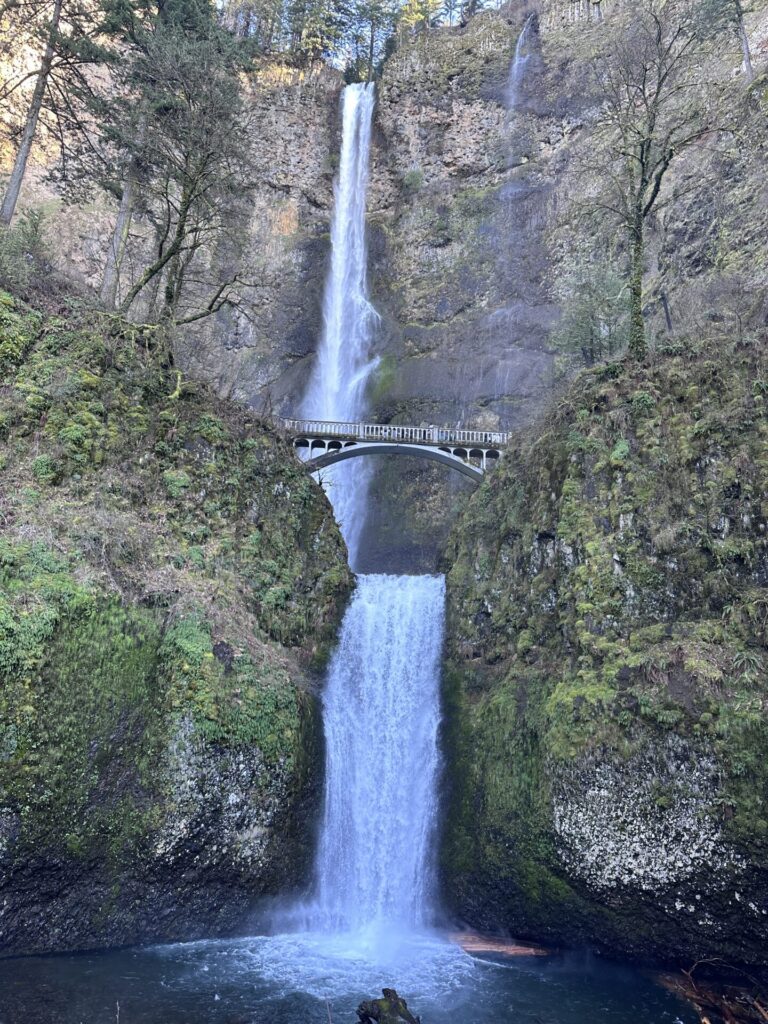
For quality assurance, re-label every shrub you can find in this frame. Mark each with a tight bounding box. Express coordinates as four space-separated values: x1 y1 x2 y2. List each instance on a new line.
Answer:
403 167 424 192
0 209 50 297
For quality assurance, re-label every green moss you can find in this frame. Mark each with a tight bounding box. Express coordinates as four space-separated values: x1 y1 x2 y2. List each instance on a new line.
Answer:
402 167 424 192
0 291 41 377
0 567 163 859
369 353 398 404
162 468 192 497
31 453 60 484
442 331 768 957
0 297 352 888
159 614 301 762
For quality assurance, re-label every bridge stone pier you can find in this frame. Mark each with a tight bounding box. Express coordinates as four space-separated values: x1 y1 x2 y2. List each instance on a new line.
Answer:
281 419 510 481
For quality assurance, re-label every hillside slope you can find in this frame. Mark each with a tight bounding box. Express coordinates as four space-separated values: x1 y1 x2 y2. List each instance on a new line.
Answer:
0 294 352 955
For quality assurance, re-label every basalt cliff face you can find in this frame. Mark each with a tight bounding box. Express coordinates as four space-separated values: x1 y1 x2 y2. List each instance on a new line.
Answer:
188 11 564 569
441 337 768 967
184 11 560 431
0 294 351 956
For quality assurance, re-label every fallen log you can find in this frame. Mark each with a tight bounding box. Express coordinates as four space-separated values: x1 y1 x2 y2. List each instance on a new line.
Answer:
448 930 549 957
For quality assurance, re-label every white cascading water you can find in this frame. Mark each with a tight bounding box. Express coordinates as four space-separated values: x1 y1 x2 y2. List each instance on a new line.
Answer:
297 82 444 945
508 14 535 108
300 81 380 569
312 574 444 933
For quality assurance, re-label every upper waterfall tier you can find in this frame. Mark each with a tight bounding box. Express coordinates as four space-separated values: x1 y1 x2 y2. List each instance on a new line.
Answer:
300 82 379 425
299 82 380 567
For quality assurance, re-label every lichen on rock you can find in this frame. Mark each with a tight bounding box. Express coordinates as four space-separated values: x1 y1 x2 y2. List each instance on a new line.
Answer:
551 738 745 894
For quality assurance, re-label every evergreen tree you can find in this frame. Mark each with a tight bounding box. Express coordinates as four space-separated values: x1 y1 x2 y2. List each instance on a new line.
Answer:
70 0 254 318
397 0 441 35
343 0 398 80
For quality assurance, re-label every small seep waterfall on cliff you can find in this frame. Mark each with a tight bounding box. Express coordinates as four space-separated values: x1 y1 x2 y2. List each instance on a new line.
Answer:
508 13 535 108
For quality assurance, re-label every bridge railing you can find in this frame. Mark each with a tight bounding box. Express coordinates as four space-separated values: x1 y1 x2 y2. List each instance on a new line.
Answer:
281 418 510 447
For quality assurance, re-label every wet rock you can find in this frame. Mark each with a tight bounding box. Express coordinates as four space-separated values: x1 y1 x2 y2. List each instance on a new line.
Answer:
357 989 421 1024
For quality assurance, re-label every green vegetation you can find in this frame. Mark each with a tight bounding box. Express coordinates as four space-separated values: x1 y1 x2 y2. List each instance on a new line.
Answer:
0 291 351 893
0 211 49 297
443 329 768 961
160 614 302 759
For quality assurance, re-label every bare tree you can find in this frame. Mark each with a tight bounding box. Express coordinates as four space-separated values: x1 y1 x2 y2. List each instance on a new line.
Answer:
591 0 717 358
0 0 112 225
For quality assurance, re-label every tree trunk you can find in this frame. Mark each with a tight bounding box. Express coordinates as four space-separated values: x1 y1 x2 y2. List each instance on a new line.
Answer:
100 113 148 309
100 172 137 308
119 181 194 318
367 19 376 83
119 235 180 315
0 0 63 226
628 212 646 359
160 184 194 322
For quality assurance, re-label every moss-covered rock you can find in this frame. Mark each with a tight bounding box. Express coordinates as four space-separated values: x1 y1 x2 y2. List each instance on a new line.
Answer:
442 335 768 966
0 293 352 956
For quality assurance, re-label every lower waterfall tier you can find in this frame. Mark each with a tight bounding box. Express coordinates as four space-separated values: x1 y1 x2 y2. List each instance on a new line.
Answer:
309 573 445 933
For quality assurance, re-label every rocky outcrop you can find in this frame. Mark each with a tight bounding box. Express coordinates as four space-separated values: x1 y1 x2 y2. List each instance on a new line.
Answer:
441 334 768 966
0 293 352 956
369 11 556 431
177 63 344 408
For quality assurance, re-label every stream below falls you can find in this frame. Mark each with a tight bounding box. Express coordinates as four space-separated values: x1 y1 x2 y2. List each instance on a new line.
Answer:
0 933 696 1024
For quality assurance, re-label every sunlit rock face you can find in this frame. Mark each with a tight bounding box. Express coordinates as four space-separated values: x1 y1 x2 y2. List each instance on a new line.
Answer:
369 12 557 434
177 64 344 410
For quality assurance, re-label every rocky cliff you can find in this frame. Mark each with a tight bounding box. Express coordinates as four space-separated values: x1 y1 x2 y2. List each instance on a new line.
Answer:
0 292 352 956
441 332 768 966
10 0 768 572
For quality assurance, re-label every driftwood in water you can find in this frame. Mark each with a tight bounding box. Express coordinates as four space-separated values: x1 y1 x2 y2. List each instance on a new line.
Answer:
661 963 768 1024
449 930 548 957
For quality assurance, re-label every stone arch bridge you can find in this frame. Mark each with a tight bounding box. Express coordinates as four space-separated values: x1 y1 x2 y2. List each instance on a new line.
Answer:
281 419 510 482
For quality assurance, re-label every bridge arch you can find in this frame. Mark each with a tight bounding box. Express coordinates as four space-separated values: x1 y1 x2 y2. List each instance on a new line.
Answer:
298 440 489 481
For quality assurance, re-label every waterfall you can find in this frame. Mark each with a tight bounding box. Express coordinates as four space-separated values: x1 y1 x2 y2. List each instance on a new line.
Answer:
294 83 444 946
508 14 536 108
300 82 379 569
311 575 444 933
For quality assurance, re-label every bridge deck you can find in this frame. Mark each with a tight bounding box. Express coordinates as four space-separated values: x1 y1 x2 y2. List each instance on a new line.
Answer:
282 418 510 448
